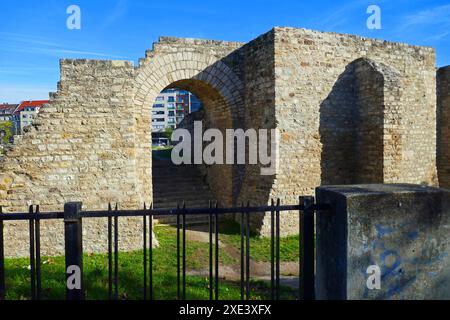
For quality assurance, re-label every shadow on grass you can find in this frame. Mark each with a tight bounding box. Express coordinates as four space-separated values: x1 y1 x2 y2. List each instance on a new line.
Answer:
4 224 296 300
5 254 295 300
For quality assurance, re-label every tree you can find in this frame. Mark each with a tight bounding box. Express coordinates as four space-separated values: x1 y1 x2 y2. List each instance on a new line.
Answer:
164 127 174 141
0 121 13 145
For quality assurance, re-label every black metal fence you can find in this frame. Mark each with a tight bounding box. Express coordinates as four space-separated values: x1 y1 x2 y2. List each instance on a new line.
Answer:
0 197 327 301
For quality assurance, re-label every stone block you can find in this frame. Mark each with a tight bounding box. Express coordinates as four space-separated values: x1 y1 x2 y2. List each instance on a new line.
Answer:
316 184 450 299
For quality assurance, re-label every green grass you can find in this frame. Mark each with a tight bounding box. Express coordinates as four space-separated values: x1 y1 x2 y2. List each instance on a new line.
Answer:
219 220 300 262
3 225 295 300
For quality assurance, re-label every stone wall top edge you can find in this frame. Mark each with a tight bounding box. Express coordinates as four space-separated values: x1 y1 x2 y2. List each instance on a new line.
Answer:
243 28 275 46
316 184 444 198
156 36 244 47
272 26 436 52
60 59 134 67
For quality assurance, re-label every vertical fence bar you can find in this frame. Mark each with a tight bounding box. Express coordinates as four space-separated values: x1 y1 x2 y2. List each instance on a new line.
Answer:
149 203 153 301
182 202 186 300
299 196 302 300
28 205 36 300
299 197 302 300
114 204 119 300
143 203 147 300
176 203 180 300
240 203 244 301
107 203 113 300
35 205 41 300
209 201 213 301
245 202 250 301
0 206 5 301
0 200 318 301
271 199 275 300
214 201 219 300
64 202 84 300
300 196 315 300
276 199 280 300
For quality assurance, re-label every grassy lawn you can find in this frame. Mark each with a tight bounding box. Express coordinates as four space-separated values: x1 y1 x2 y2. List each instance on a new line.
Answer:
219 220 300 263
3 225 296 300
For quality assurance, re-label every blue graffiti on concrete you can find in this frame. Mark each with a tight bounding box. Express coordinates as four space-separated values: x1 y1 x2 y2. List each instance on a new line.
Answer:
375 225 395 237
406 230 419 241
362 224 419 299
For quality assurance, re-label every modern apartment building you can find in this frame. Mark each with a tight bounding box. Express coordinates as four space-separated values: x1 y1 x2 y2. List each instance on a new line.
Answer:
0 103 18 122
151 89 202 132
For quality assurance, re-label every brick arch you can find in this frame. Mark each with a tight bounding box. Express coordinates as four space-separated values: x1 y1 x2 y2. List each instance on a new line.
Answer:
132 52 245 206
133 53 244 124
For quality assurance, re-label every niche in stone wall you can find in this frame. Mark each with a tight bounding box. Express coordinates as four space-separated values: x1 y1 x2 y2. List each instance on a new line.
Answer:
437 67 450 188
353 59 385 184
320 58 401 185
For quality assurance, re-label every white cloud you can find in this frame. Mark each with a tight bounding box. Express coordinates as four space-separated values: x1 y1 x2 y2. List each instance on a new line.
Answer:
315 0 388 31
400 4 450 30
428 31 450 41
0 32 131 60
0 66 56 76
101 0 129 30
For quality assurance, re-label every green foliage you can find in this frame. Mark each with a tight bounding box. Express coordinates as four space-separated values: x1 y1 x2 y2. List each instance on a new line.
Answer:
163 127 174 140
4 225 295 300
0 121 13 145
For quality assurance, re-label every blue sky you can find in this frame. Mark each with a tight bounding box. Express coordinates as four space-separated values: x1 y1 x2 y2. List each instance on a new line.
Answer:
1 0 450 102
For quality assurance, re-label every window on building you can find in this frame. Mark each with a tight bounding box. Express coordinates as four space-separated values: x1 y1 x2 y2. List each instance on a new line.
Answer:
151 88 203 143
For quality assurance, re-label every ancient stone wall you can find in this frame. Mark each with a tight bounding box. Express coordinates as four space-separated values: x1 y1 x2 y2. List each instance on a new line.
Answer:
353 60 386 183
0 60 148 256
318 58 396 186
354 59 403 183
232 30 277 232
1 60 138 212
438 66 450 188
271 28 437 232
0 38 248 256
133 37 245 208
0 27 444 252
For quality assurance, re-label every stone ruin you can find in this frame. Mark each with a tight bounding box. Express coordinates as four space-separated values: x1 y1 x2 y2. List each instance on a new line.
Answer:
0 27 449 256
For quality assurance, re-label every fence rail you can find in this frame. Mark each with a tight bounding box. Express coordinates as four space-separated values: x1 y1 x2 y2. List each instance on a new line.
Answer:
0 197 328 301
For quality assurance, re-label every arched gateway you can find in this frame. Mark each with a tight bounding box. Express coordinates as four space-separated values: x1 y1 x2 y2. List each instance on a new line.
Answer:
133 38 246 208
0 28 443 256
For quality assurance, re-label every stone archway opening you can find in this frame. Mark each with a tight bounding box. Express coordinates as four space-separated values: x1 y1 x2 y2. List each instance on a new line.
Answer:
148 78 236 224
132 50 246 216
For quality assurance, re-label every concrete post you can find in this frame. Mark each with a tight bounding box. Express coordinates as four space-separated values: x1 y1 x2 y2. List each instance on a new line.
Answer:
316 184 450 300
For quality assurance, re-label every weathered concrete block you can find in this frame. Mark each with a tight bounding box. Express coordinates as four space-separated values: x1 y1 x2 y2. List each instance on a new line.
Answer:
316 184 450 300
